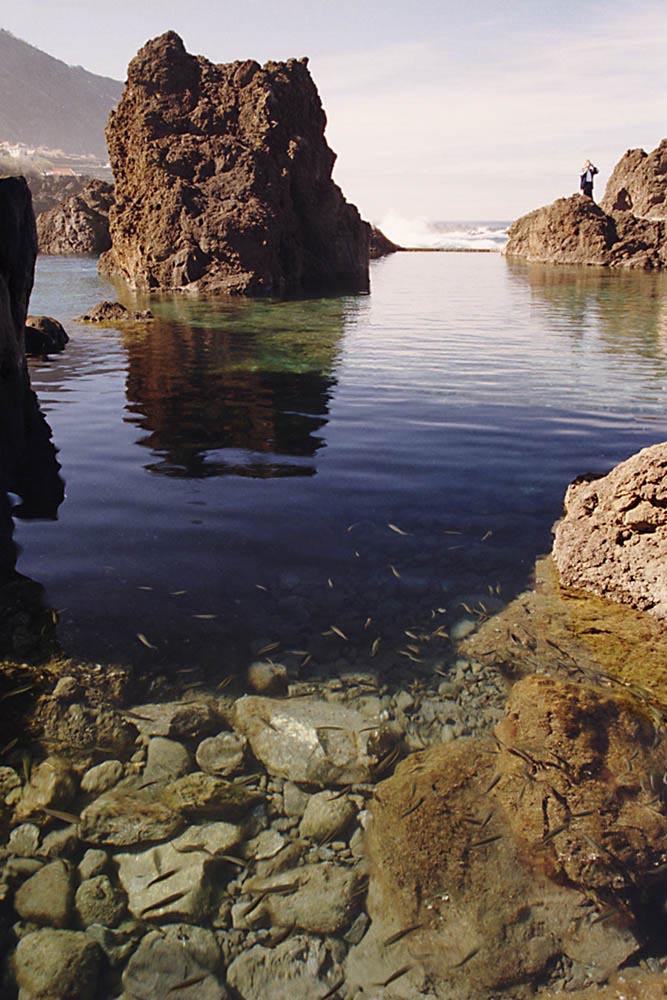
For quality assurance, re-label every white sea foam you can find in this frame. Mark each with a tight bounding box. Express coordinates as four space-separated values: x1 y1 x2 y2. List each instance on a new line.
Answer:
376 212 509 251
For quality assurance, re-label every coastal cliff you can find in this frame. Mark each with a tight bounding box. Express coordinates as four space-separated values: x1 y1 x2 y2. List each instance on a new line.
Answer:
100 32 370 296
505 139 667 268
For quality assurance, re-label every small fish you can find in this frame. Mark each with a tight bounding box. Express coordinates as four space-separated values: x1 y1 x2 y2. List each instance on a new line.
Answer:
542 823 569 844
364 617 372 629
327 578 334 589
255 584 268 592
0 684 34 701
400 796 424 818
406 644 421 655
431 626 449 638
136 632 157 650
481 530 493 541
42 807 80 824
346 523 359 532
122 709 156 721
146 868 179 889
301 653 312 667
460 601 474 614
389 564 401 578
140 890 189 917
318 975 346 1000
451 946 480 968
398 650 422 662
330 625 348 641
376 965 412 988
404 629 419 640
167 975 207 994
192 614 217 619
443 530 462 535
482 772 501 795
1 737 18 755
371 638 381 657
384 923 424 947
170 590 187 596
216 676 234 691
388 523 410 536
257 641 280 655
468 834 502 849
138 586 154 591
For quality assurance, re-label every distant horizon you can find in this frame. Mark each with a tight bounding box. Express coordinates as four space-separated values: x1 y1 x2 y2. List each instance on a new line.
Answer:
2 2 666 223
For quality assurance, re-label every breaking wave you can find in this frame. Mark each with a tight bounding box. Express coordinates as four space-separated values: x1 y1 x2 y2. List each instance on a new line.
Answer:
376 213 510 251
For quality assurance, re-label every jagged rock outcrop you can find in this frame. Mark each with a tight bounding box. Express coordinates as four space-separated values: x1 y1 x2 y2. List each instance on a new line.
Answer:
27 175 92 217
601 139 667 219
36 180 113 255
553 442 667 617
505 139 667 268
100 32 369 297
504 194 667 269
369 226 402 258
77 301 153 323
351 674 667 1000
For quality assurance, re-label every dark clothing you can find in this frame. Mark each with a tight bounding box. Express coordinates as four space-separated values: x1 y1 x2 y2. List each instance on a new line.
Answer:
580 163 598 199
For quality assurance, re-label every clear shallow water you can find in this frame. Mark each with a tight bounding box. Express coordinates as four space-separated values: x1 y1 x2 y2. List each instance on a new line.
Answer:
16 252 667 680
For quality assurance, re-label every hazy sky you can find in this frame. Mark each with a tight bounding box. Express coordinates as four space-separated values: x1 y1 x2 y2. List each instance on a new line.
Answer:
3 1 667 224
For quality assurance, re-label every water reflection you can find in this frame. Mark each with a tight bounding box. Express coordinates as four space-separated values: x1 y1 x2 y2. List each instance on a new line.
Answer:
120 297 352 478
0 388 64 657
506 260 667 366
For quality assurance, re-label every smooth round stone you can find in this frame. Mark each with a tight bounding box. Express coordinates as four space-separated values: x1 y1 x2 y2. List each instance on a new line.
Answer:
143 737 193 783
14 860 74 928
8 823 40 857
196 732 247 777
78 849 109 881
299 791 357 843
81 759 124 795
75 875 126 928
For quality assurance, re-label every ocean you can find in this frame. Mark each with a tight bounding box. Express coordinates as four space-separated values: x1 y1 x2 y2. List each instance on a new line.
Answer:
376 216 510 251
16 240 667 681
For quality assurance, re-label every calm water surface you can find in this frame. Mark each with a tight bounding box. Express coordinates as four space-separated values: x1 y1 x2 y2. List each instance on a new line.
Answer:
18 253 667 680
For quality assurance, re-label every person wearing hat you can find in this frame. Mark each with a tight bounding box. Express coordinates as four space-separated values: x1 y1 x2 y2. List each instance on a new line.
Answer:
580 159 599 199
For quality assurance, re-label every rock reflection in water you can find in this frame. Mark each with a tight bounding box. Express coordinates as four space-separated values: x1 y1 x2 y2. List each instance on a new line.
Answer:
120 299 348 479
506 260 667 365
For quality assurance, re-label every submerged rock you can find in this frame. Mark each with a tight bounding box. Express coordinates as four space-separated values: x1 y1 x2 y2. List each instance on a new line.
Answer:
553 441 667 617
226 934 346 1000
14 928 102 1000
78 786 184 847
232 695 379 786
122 925 227 1000
100 31 369 296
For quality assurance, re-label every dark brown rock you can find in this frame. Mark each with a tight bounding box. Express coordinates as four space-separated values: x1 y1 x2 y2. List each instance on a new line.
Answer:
601 139 667 219
504 194 667 269
100 32 369 296
36 180 113 255
553 442 667 616
369 225 402 258
77 301 153 323
25 316 69 354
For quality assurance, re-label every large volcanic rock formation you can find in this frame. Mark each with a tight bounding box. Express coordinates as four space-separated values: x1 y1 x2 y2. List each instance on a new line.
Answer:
504 139 667 268
100 32 370 296
36 179 113 256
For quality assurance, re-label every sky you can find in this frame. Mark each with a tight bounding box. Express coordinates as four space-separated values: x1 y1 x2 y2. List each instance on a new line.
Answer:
3 0 667 225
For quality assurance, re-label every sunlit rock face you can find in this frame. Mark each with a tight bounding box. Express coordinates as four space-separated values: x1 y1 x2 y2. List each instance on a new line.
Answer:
101 31 370 297
601 139 667 220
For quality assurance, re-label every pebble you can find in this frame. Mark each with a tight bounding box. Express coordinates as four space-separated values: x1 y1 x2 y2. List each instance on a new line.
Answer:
81 759 124 795
78 848 109 880
196 731 247 776
8 823 41 857
14 859 74 928
75 875 126 928
15 929 102 1000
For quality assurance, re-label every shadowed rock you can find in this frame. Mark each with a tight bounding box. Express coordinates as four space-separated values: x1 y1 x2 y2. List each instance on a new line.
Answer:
36 179 113 255
100 32 369 297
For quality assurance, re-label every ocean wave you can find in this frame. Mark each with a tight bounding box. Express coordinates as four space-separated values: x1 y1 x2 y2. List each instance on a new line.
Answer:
376 213 510 251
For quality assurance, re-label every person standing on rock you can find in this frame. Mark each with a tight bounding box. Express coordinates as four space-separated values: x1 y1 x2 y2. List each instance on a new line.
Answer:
580 159 598 199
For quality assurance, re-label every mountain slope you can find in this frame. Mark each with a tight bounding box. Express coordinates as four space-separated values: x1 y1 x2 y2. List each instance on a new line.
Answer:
0 29 123 158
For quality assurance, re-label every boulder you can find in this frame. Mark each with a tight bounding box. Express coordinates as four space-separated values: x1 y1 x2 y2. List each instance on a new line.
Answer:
14 756 78 822
77 300 153 323
226 935 346 1000
13 859 74 927
121 925 227 1000
243 862 364 934
552 442 667 616
36 179 114 255
78 786 184 847
100 31 369 296
14 928 102 1000
231 695 380 785
24 315 69 354
355 673 667 999
74 873 126 928
504 194 667 269
601 139 667 219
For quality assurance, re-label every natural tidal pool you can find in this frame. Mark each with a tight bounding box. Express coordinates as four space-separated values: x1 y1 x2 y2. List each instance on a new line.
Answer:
16 252 667 681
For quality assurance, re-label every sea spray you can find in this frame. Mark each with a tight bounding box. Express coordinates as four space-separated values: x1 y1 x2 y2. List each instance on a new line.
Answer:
376 212 509 251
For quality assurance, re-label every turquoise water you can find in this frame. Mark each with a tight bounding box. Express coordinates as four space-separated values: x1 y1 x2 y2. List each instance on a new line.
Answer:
16 252 667 679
